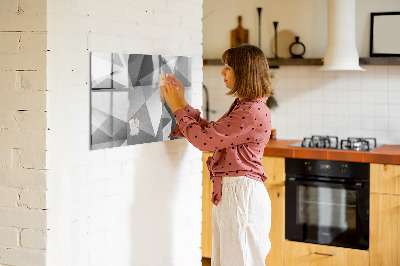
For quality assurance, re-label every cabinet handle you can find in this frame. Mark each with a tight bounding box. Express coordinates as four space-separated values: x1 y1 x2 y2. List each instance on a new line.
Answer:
314 252 335 257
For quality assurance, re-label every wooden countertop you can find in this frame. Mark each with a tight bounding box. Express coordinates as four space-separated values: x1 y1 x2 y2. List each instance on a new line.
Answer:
263 139 400 165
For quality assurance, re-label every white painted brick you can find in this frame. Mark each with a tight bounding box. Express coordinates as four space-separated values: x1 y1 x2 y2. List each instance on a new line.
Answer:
0 32 20 54
0 247 45 266
19 0 47 15
87 164 108 183
0 169 47 189
0 13 46 32
88 33 124 54
0 149 11 169
181 42 202 56
19 189 46 209
0 110 47 130
87 211 109 233
189 3 203 19
0 52 46 71
104 178 123 196
152 10 180 27
0 208 46 230
121 36 154 54
0 71 16 90
130 0 167 13
0 0 18 13
181 16 202 30
16 70 47 91
71 166 88 187
20 150 46 170
0 90 46 111
0 129 46 150
72 218 88 237
0 187 19 208
0 169 46 192
166 0 191 15
0 227 19 247
20 229 46 250
19 32 47 54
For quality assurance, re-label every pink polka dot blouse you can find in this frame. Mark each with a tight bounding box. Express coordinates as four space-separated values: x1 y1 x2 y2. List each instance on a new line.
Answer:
169 97 272 206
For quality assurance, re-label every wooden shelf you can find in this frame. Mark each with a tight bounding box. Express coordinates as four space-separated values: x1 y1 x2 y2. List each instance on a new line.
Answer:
203 57 400 67
359 57 400 65
203 58 323 67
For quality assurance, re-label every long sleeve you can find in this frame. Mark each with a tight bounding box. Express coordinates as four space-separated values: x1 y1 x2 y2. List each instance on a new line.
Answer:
172 105 257 152
168 103 211 138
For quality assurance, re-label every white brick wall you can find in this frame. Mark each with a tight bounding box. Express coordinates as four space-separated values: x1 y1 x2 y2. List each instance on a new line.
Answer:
47 1 203 266
0 0 48 265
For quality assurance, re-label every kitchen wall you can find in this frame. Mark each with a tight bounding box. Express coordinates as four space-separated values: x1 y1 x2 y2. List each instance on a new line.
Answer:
0 0 204 266
46 0 203 265
203 0 400 144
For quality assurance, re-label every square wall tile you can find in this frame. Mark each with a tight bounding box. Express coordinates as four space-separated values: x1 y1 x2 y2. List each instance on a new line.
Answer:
375 104 388 117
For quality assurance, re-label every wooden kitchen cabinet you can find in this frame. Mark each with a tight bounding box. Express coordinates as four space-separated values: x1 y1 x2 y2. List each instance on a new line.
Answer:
370 163 400 266
370 163 400 195
261 156 285 186
284 241 369 266
264 184 285 266
370 193 400 266
201 154 286 266
262 156 285 266
202 152 213 258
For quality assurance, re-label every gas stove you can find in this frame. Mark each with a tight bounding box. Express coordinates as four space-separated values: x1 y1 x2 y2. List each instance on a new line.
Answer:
289 135 381 151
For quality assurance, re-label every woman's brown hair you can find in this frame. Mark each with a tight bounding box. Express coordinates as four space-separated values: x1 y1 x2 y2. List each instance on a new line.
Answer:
221 44 273 99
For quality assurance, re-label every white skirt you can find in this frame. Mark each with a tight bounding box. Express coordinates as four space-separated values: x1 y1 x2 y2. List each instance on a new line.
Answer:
212 176 271 266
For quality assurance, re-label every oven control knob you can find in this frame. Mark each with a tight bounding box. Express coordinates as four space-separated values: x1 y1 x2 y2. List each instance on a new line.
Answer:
304 162 312 171
340 164 347 174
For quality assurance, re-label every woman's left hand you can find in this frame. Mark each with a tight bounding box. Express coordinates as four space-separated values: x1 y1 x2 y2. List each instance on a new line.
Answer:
160 77 184 113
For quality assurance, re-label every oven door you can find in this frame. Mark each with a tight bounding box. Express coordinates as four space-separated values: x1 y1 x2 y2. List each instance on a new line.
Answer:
285 177 369 250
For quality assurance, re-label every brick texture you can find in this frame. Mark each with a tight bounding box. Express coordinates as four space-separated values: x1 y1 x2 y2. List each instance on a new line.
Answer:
0 0 47 264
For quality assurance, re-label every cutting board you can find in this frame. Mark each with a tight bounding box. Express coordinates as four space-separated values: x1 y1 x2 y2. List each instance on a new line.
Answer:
231 16 249 48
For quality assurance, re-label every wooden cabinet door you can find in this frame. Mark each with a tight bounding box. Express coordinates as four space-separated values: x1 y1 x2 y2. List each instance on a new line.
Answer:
284 241 369 266
262 156 285 186
202 152 213 258
370 193 400 266
264 184 284 266
370 163 400 195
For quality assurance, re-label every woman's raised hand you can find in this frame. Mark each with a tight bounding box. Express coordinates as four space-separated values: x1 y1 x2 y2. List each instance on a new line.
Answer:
168 75 187 108
160 75 185 113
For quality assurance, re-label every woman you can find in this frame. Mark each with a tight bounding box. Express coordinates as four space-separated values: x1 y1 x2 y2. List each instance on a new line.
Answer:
161 44 273 266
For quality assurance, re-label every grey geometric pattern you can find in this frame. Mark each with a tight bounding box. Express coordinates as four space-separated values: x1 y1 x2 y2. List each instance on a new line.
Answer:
90 52 192 150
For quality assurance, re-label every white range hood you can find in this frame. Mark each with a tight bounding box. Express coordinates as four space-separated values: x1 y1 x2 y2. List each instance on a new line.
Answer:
320 0 365 71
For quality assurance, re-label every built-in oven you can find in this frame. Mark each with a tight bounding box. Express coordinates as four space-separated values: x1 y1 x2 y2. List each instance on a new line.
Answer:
285 158 370 250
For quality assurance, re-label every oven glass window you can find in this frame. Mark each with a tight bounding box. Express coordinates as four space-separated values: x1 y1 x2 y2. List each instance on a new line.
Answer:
297 186 356 230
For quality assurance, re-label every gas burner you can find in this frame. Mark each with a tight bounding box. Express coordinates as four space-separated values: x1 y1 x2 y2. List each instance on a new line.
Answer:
290 136 380 151
301 135 339 149
340 137 377 151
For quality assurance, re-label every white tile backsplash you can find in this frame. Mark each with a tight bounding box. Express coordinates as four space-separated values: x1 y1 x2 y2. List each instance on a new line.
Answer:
204 64 400 145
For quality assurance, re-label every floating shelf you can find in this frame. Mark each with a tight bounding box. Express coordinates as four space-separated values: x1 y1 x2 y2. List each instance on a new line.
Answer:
203 57 400 67
359 57 400 65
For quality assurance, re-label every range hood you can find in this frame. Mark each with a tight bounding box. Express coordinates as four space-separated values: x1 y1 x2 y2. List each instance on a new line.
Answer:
320 0 365 71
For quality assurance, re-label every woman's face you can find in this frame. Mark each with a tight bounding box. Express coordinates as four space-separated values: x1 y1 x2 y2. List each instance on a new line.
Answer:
220 64 235 89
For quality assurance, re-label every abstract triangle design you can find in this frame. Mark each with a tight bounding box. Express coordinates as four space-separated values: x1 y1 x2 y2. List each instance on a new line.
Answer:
90 52 191 149
146 89 163 136
91 52 112 89
92 126 112 145
128 54 144 87
131 103 155 137
112 53 130 88
137 55 157 86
